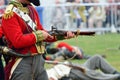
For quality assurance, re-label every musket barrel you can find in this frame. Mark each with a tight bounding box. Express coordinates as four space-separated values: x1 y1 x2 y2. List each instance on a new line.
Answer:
48 26 95 36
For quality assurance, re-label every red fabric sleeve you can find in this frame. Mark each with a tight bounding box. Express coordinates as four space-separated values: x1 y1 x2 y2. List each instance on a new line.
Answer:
0 27 3 38
2 13 36 49
57 42 74 52
33 7 57 42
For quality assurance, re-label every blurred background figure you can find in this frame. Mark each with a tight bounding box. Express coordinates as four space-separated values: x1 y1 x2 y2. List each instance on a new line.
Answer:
51 0 66 29
83 0 92 28
66 0 75 2
39 0 120 33
0 0 5 6
88 0 106 28
104 0 117 28
116 0 120 27
0 0 5 16
70 0 86 29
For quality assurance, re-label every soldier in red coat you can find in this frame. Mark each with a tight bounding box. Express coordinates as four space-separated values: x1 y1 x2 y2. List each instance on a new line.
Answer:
45 42 91 61
1 0 75 80
0 14 5 80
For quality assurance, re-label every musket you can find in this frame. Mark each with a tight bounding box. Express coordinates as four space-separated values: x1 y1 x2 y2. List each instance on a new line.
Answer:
48 26 95 37
45 60 85 73
0 46 32 57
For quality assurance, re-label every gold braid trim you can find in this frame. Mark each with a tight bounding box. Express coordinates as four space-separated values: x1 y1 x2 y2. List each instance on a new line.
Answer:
3 4 14 19
35 42 45 54
3 1 29 19
33 31 45 54
11 1 29 14
10 1 29 14
33 30 44 43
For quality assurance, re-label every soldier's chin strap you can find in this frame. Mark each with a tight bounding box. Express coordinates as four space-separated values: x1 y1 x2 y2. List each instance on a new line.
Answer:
29 0 40 6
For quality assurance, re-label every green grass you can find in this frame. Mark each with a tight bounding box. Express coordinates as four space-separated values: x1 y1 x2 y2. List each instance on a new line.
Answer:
45 33 120 71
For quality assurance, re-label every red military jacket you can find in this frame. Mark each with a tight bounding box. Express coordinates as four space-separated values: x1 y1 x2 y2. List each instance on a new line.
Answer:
2 5 56 55
1 4 57 80
0 27 3 38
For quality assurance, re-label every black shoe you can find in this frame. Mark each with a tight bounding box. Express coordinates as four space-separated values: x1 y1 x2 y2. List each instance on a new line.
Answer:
113 71 120 80
113 71 120 74
101 54 107 58
117 75 120 80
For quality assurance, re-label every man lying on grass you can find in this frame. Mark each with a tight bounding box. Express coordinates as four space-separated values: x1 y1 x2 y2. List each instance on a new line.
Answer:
46 55 120 80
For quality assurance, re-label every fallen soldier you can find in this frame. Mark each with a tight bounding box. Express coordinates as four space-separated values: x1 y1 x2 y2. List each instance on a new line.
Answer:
45 42 105 61
46 55 120 80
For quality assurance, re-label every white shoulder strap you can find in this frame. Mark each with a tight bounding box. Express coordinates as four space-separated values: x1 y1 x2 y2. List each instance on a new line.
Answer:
12 7 36 31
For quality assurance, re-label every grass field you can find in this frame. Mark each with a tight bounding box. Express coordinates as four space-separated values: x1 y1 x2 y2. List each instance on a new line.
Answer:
45 33 120 71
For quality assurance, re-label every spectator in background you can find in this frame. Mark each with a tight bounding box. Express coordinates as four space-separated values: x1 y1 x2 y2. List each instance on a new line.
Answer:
51 0 66 29
4 0 9 5
66 0 74 13
104 0 117 28
0 0 5 15
0 0 5 5
88 0 106 28
116 0 120 27
83 0 92 28
66 0 74 2
70 0 86 28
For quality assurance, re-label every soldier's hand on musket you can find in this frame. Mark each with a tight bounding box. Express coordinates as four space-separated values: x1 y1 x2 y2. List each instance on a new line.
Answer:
41 31 54 40
65 31 75 39
34 30 54 41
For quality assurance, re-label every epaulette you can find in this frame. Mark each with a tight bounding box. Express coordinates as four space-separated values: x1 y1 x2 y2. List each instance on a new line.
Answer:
3 4 14 19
